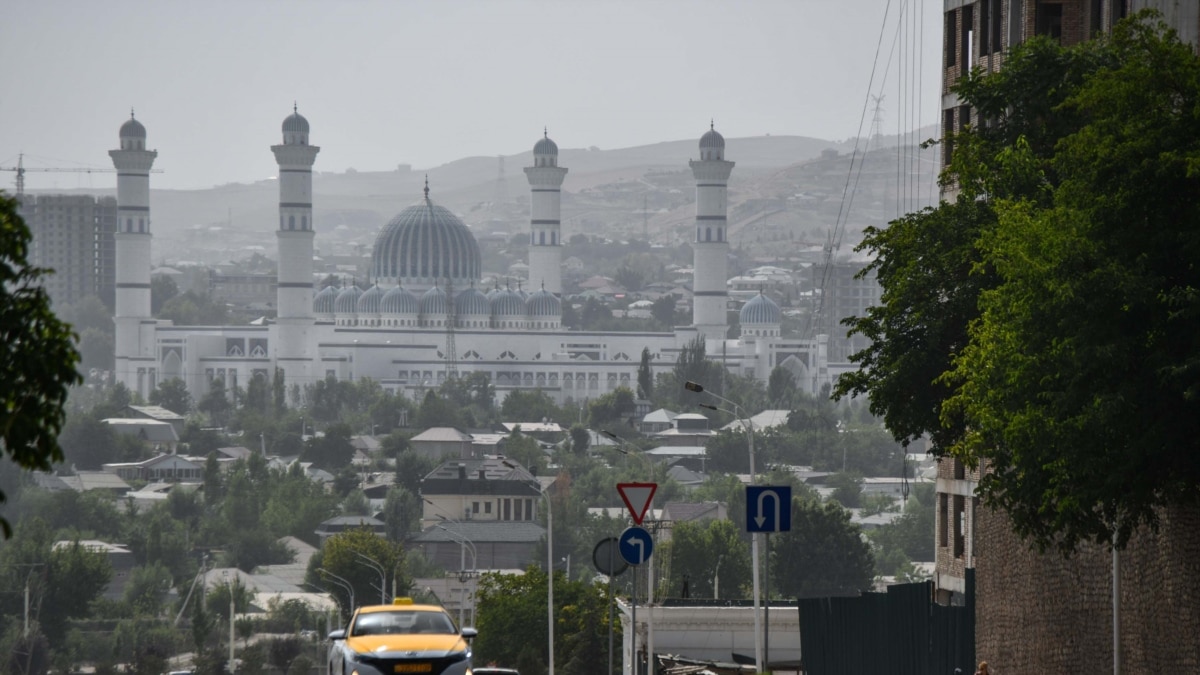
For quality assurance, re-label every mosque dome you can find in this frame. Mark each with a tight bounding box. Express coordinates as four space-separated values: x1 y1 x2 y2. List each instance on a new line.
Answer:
120 113 146 140
380 286 419 314
455 286 491 317
356 284 384 314
533 131 559 167
314 285 338 314
486 284 504 301
371 184 482 290
283 108 310 134
491 287 525 318
526 287 561 317
699 123 725 161
740 292 781 325
334 285 363 314
420 285 448 316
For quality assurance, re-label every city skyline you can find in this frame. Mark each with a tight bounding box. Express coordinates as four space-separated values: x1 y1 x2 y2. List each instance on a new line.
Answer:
1 0 942 191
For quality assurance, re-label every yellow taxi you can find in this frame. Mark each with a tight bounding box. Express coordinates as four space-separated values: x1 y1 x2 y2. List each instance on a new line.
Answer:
328 598 477 675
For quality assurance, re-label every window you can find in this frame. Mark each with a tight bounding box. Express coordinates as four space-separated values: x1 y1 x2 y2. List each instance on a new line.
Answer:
943 109 956 166
484 502 492 515
945 10 957 67
953 495 966 557
954 458 965 480
472 502 479 514
980 0 990 54
1036 1 1063 41
939 493 949 548
961 4 974 65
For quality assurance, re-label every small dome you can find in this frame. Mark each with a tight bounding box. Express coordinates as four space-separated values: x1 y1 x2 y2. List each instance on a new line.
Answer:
420 285 447 316
380 286 419 314
334 285 363 313
283 107 310 134
314 285 338 314
492 288 525 317
120 112 146 140
526 288 561 317
356 284 384 314
699 124 725 150
486 284 504 301
740 292 781 325
534 132 558 157
455 286 491 316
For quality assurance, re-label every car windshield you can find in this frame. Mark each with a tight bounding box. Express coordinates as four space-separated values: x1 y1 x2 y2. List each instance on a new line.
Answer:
351 610 457 637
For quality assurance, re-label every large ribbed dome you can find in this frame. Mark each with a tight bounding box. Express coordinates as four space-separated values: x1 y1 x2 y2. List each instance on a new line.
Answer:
371 185 482 290
314 285 338 314
380 286 419 314
740 292 781 324
120 112 146 139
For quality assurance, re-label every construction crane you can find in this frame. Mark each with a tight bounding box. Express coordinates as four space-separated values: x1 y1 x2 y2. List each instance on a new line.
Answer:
0 153 163 198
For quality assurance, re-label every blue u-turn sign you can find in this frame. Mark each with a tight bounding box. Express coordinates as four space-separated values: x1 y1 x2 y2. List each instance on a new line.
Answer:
746 485 792 533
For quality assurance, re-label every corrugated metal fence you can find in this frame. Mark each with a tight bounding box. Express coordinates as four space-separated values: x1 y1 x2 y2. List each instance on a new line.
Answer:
797 572 974 675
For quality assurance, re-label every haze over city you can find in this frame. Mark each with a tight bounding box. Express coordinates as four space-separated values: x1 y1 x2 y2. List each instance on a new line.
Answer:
2 0 943 191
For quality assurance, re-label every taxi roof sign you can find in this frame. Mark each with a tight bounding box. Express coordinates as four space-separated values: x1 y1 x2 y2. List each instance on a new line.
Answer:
617 482 658 525
393 597 414 605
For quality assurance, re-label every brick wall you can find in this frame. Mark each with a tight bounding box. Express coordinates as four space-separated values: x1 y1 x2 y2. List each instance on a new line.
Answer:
976 502 1200 672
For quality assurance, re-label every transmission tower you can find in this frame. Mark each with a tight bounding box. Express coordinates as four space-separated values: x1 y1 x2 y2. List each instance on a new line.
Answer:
444 278 459 380
869 95 886 145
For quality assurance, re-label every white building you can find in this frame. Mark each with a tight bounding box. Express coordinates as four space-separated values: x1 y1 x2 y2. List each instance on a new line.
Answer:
112 112 833 404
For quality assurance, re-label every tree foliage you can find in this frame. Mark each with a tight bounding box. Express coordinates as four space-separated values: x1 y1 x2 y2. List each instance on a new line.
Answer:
668 519 751 600
0 194 82 537
770 497 874 598
836 13 1200 553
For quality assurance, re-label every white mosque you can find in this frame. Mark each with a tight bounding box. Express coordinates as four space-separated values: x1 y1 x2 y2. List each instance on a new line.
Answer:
111 109 831 404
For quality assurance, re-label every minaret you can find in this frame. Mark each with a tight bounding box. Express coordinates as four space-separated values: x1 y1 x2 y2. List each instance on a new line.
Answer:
524 129 568 295
109 110 158 397
272 104 320 388
690 122 734 339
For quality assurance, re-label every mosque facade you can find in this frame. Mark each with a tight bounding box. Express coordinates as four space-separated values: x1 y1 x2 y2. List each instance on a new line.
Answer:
112 111 831 405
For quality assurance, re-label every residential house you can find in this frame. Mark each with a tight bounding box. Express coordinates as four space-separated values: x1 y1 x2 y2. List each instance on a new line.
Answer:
411 427 475 461
314 515 387 543
53 540 135 601
103 453 204 482
102 418 180 454
419 457 544 529
121 405 186 438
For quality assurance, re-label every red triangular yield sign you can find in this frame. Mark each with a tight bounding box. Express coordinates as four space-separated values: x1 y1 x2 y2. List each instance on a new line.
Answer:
617 482 658 525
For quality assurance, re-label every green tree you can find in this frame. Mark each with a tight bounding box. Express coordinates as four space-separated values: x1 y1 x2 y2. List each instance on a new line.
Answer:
500 389 563 424
771 497 873 598
150 275 179 315
394 450 436 495
568 424 590 455
636 347 654 399
302 422 355 470
197 378 233 428
668 519 751 600
307 527 406 620
587 386 635 428
838 14 1200 554
381 486 421 540
0 194 82 537
149 377 192 415
416 389 462 429
650 294 678 328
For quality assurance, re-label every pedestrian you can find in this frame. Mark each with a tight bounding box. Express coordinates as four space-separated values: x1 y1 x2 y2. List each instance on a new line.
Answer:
974 662 989 675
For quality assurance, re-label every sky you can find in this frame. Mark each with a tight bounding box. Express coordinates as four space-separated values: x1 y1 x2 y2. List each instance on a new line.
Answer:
1 0 943 191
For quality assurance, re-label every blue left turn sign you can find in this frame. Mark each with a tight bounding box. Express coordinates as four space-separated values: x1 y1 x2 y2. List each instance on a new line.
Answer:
618 526 654 566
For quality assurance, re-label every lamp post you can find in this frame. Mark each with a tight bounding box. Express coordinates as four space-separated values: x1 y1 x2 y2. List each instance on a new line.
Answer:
686 380 763 673
437 525 478 625
354 552 388 605
320 568 356 618
526 478 555 675
223 571 236 671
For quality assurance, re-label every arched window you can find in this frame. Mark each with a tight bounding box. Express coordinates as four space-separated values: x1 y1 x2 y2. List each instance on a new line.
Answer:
539 231 546 245
301 216 307 229
288 215 295 230
706 227 712 242
551 231 557 245
126 218 133 231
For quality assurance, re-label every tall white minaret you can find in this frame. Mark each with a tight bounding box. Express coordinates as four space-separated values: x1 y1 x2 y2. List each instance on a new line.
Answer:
110 110 158 397
524 130 567 295
272 104 320 388
690 122 734 339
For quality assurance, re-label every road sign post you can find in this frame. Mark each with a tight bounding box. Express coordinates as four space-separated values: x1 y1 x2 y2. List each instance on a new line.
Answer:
746 485 792 533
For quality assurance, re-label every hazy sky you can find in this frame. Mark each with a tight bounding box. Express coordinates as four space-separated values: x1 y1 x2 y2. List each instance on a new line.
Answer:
2 0 942 191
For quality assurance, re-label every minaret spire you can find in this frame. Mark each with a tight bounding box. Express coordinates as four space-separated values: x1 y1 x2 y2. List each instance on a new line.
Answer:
690 123 734 339
525 129 568 296
424 174 430 200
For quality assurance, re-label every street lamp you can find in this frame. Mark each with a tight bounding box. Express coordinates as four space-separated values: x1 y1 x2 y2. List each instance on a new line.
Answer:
437 525 478 626
686 380 764 673
354 552 388 605
320 568 356 618
525 478 555 675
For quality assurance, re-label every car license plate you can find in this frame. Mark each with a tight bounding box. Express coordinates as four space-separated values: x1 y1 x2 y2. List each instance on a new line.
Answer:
394 665 431 673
